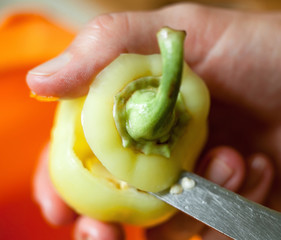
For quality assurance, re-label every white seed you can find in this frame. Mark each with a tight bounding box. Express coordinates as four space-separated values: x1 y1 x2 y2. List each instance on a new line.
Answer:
119 181 129 189
169 184 183 195
181 177 195 190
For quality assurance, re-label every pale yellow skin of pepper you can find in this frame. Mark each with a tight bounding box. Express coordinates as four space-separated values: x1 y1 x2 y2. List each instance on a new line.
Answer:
83 54 210 192
49 53 209 226
50 98 176 226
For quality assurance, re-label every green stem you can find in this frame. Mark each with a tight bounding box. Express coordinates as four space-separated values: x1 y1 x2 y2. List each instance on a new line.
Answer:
125 27 186 141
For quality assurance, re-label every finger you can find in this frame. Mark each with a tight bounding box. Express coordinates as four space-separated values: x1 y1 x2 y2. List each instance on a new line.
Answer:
33 143 77 225
73 216 125 240
26 3 234 98
146 212 204 240
201 153 274 239
197 146 246 191
146 146 246 240
201 229 231 240
196 146 246 240
239 153 274 204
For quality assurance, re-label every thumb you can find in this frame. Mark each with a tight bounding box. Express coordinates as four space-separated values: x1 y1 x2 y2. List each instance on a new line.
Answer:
26 3 232 98
26 12 158 98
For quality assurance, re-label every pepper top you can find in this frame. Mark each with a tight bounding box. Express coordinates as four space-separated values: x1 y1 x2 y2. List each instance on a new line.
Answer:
114 27 189 157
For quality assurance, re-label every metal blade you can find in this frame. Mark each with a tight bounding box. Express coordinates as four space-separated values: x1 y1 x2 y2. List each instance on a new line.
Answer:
150 171 281 240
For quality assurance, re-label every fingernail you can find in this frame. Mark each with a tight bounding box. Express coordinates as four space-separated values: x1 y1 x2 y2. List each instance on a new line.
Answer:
245 156 265 189
204 157 233 186
28 52 71 76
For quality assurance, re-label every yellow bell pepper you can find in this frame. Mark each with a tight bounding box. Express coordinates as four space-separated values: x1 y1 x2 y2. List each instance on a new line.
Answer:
49 27 210 226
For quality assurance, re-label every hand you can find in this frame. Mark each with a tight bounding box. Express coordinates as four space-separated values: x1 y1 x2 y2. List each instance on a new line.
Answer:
28 3 280 239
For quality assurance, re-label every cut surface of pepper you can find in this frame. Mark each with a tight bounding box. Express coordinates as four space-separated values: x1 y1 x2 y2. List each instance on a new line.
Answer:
50 27 210 226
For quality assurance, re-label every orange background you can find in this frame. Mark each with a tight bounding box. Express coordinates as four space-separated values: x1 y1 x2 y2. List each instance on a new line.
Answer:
0 13 75 239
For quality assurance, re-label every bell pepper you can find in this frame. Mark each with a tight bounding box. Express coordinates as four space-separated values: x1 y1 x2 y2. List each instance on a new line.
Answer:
49 27 210 226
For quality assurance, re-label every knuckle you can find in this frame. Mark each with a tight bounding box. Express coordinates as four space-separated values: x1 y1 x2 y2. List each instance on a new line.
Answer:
87 12 131 37
90 14 116 31
70 12 132 54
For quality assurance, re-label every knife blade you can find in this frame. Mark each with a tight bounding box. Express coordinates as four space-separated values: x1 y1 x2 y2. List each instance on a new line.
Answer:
150 171 281 240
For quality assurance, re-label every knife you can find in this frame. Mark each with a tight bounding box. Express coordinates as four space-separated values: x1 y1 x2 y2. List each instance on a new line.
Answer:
150 171 281 240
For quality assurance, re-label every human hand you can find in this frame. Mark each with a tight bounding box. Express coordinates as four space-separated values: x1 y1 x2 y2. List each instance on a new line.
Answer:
28 3 280 239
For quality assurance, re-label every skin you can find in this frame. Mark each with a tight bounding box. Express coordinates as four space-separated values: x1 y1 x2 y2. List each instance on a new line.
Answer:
28 3 280 240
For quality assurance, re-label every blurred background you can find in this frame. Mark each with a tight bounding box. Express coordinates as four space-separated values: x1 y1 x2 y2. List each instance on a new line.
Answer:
0 0 280 239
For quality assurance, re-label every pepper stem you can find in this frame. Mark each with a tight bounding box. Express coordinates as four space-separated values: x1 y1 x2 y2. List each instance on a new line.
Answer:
125 27 186 141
